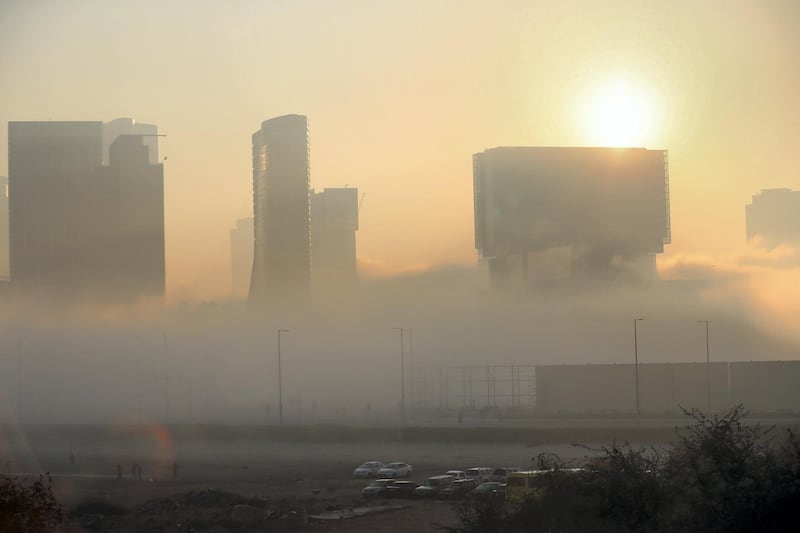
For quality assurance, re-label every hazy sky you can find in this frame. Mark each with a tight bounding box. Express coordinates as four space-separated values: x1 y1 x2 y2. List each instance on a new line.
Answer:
2 0 798 300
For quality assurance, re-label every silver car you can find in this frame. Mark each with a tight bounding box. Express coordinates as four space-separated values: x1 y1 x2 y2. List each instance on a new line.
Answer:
353 461 384 478
377 462 412 478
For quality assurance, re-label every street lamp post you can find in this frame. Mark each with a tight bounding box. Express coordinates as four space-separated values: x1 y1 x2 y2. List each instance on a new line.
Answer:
698 320 711 413
634 318 644 416
277 329 290 425
392 327 405 420
408 329 414 410
163 333 169 424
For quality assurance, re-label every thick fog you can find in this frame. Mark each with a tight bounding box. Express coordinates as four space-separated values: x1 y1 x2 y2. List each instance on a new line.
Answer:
0 239 797 425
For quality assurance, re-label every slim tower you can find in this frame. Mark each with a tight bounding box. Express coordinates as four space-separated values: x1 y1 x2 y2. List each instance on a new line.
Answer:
249 115 311 305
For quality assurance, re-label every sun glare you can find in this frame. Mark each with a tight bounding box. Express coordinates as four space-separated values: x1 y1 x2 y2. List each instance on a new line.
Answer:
581 78 656 147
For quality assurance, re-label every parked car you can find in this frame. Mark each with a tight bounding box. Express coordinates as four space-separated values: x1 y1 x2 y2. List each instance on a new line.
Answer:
353 461 384 478
413 474 455 498
438 478 478 499
444 470 467 479
465 467 493 483
489 467 520 482
362 479 396 498
471 481 506 500
377 462 413 478
384 480 419 498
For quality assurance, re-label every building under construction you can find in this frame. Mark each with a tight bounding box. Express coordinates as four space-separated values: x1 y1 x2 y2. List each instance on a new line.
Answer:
473 147 671 287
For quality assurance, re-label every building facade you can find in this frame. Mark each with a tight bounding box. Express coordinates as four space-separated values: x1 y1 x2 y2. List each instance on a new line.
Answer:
311 187 359 289
473 146 671 286
249 115 311 305
745 188 800 247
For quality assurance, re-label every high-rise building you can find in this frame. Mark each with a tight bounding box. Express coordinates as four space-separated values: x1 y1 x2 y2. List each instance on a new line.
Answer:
8 121 164 300
230 217 254 297
0 177 8 280
102 118 159 165
473 146 671 286
97 134 165 299
745 188 800 247
311 187 359 289
9 121 104 292
249 115 311 305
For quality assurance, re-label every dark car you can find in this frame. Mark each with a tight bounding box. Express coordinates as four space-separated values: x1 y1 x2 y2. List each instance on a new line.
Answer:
438 478 478 499
361 479 396 498
471 481 506 500
384 480 419 498
413 474 456 498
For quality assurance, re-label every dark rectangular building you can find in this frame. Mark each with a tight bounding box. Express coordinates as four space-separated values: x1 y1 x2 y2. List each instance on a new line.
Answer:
311 187 359 290
9 121 104 292
745 188 800 247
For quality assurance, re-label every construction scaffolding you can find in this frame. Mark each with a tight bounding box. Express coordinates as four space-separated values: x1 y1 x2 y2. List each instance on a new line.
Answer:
414 365 536 410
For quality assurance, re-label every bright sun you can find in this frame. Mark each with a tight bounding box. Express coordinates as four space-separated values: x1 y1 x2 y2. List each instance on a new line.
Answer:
581 78 656 147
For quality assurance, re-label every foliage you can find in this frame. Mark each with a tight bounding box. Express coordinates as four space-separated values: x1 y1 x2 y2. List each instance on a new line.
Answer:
447 405 800 533
0 473 67 533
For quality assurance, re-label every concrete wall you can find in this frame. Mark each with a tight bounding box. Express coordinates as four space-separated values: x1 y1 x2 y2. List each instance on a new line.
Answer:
535 361 800 414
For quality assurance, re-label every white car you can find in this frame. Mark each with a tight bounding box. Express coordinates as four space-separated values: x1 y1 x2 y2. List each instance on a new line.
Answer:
377 462 413 478
465 467 493 483
353 461 384 478
445 470 467 479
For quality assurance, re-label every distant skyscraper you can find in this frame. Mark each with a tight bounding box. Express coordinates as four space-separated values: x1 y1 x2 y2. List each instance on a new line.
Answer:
230 217 254 297
98 134 165 299
8 121 104 292
0 177 8 280
249 115 311 305
745 188 800 247
102 118 158 165
473 147 670 286
311 187 359 289
8 121 164 300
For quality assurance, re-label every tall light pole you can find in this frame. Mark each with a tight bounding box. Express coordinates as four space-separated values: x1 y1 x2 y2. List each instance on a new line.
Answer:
633 318 644 417
392 327 405 419
698 320 711 413
277 329 290 425
163 333 169 424
16 335 22 421
408 329 414 410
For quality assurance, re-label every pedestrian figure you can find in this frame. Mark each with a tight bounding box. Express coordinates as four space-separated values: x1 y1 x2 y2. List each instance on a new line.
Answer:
131 462 136 476
116 464 122 479
173 461 178 479
69 452 75 465
137 463 142 480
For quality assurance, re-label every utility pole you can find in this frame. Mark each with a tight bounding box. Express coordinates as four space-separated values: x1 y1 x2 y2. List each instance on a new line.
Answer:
634 318 644 417
698 320 711 413
392 327 405 420
163 334 169 424
277 329 290 425
408 329 414 410
16 335 21 421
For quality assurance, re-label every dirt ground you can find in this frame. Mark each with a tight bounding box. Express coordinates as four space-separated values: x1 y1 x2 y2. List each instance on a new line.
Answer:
1 424 658 532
